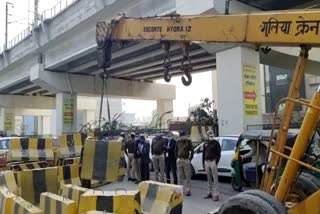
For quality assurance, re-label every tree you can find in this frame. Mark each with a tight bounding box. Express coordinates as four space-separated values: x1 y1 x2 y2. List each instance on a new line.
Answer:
189 98 216 126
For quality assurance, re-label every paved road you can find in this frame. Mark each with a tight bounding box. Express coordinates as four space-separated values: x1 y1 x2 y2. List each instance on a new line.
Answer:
101 175 239 214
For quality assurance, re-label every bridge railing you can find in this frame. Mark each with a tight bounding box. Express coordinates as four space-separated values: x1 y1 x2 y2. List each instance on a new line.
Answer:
41 0 79 21
1 0 79 53
7 26 32 49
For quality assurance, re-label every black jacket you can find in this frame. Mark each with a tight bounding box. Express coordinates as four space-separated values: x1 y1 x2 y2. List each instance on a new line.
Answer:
134 139 150 160
165 138 176 160
202 139 221 165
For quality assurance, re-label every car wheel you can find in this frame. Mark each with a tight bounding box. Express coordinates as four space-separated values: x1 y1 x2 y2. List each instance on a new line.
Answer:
231 176 242 192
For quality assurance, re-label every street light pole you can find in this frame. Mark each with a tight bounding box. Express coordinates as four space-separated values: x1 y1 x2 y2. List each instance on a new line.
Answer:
34 0 39 27
4 2 14 50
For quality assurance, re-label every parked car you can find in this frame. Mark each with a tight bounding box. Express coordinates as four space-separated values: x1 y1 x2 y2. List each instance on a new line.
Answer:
0 137 14 154
191 136 248 177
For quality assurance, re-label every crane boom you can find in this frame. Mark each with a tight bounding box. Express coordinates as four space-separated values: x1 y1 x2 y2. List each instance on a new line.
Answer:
96 10 320 47
95 9 320 213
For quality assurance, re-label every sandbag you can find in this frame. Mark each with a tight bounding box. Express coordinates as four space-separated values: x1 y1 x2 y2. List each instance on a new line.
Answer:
138 181 183 214
8 161 49 171
58 133 86 158
40 192 76 214
0 187 15 214
78 189 141 214
7 138 54 162
61 184 89 208
10 196 43 214
58 164 81 192
0 170 19 195
19 167 58 204
80 139 122 182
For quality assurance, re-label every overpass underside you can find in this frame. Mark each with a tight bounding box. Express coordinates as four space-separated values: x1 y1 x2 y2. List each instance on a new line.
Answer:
1 0 320 135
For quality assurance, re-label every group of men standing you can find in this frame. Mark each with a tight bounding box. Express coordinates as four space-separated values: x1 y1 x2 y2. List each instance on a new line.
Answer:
122 130 221 201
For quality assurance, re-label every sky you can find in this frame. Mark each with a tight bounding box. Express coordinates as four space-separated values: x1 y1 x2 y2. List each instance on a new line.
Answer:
0 0 214 119
0 0 62 47
123 71 213 118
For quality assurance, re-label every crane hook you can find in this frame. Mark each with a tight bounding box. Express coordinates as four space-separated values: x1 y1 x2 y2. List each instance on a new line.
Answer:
180 42 193 86
181 68 192 86
162 42 172 82
163 66 171 82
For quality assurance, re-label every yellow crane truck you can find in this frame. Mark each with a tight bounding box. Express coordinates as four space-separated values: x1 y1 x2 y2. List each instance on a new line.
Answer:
95 10 320 214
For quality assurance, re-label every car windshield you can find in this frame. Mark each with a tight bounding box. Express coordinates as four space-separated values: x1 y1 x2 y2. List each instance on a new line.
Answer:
221 139 237 151
0 140 9 150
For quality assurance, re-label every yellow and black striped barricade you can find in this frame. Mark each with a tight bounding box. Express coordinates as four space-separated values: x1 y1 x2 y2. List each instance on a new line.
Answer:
190 125 213 144
40 192 76 214
118 137 126 182
60 157 81 166
80 139 122 183
57 133 86 159
61 184 89 209
78 189 141 214
86 211 114 214
8 161 49 172
0 170 19 195
138 181 184 214
58 164 81 193
0 187 15 214
7 138 54 162
10 196 43 214
19 167 58 204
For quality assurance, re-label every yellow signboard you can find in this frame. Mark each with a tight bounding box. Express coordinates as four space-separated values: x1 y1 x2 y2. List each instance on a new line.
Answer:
63 98 74 124
4 113 14 131
243 64 259 116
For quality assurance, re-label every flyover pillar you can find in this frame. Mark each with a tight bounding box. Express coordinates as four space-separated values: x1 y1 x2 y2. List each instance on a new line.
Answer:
0 108 16 135
216 46 262 135
55 93 77 135
157 99 174 129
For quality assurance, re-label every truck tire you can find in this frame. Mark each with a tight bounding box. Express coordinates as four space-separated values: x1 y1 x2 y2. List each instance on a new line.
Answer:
242 190 286 214
218 193 277 214
299 172 320 188
291 173 319 199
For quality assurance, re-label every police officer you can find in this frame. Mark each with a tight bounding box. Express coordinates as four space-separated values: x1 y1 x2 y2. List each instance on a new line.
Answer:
176 131 194 196
137 135 150 181
151 133 166 182
125 132 136 181
165 132 177 184
203 130 221 201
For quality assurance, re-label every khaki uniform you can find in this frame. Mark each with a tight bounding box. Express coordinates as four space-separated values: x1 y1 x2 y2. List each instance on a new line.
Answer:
152 136 166 182
203 139 221 196
127 153 136 179
177 158 191 191
125 138 136 179
205 160 219 195
175 137 194 193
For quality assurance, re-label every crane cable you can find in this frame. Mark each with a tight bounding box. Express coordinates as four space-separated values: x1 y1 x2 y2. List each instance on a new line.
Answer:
98 67 111 132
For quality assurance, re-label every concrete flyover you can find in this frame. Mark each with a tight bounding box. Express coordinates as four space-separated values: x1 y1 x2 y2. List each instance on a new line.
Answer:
1 0 320 97
1 0 320 135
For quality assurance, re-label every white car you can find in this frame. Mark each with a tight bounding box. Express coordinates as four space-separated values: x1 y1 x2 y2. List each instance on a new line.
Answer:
191 136 239 177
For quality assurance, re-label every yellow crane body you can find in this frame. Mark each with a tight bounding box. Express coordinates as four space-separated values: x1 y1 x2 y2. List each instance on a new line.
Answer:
96 9 320 214
97 10 320 46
